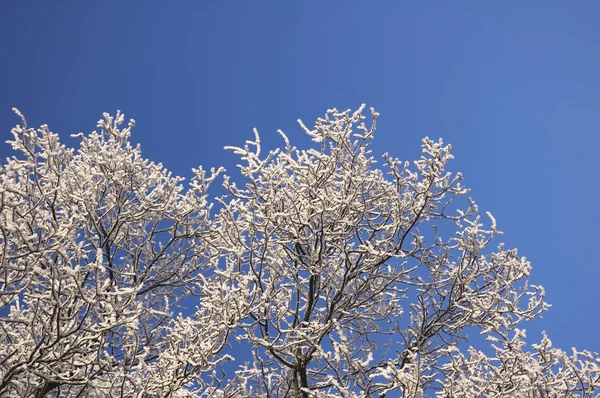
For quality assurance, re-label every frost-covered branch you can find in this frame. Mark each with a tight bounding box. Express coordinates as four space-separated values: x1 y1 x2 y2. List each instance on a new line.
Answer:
1 106 597 397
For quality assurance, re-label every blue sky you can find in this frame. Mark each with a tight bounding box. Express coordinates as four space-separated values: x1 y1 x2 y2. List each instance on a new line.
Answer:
1 1 599 355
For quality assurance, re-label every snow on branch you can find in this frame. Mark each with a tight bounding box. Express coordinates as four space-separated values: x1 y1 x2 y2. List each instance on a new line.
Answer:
0 106 597 397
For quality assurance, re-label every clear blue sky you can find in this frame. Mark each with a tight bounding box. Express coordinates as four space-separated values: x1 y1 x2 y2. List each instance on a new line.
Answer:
1 2 599 354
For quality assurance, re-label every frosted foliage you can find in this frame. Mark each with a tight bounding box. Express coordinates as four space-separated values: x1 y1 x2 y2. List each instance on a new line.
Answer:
0 111 247 397
0 106 598 397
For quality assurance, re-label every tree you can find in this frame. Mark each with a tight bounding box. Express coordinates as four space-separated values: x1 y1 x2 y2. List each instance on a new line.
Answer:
0 110 248 397
0 105 598 397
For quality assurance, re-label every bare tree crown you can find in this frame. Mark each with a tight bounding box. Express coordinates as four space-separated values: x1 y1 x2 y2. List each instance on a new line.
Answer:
0 106 598 397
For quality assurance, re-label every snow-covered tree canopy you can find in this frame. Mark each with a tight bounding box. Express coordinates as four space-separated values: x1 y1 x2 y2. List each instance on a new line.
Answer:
0 106 598 397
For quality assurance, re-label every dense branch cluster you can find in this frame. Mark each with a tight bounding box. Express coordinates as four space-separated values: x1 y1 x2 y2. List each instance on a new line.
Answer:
0 106 598 397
